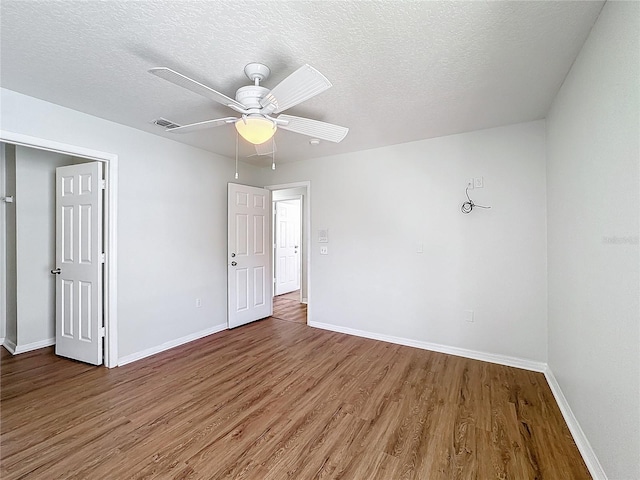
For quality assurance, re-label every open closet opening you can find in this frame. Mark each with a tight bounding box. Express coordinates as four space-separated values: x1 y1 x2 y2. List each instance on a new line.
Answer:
0 132 118 367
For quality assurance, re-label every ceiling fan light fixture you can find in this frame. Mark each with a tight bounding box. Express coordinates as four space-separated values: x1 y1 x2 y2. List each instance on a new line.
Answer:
235 116 277 145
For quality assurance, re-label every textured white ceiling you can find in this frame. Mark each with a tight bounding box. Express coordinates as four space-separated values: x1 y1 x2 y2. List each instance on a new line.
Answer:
0 1 604 165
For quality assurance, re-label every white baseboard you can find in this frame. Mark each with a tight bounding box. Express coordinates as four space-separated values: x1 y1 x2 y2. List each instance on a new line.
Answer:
3 337 55 355
14 337 55 354
3 338 17 354
118 323 227 367
543 367 607 480
308 321 547 372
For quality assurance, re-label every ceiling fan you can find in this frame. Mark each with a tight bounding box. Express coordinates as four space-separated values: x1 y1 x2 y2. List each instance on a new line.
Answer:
149 63 349 153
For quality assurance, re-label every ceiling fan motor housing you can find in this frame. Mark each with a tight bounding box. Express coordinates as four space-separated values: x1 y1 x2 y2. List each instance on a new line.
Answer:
235 85 269 109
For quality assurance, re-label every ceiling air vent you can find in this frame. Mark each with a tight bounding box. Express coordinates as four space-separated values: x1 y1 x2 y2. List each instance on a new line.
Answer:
152 117 181 129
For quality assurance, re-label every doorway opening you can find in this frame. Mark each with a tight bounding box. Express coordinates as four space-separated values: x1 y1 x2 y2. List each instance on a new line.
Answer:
267 182 310 325
0 131 118 367
274 198 301 296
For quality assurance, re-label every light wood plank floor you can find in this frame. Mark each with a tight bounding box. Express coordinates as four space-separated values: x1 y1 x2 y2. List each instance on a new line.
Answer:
272 290 307 324
1 318 590 479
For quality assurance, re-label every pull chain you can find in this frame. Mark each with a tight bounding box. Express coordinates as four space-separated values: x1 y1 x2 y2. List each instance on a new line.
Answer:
235 131 239 179
271 138 276 170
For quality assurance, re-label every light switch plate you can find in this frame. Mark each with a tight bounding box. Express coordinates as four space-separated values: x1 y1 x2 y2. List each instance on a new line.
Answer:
318 229 328 243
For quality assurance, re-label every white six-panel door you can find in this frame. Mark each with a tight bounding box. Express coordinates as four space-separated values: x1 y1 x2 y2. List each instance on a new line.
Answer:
228 183 272 328
274 199 301 295
54 162 103 365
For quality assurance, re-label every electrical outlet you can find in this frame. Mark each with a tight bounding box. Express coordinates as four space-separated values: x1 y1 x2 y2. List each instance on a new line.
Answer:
320 246 328 255
464 310 474 322
474 176 484 188
195 298 202 308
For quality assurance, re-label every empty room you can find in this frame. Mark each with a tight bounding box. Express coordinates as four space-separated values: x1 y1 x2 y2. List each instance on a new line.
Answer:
1 1 638 479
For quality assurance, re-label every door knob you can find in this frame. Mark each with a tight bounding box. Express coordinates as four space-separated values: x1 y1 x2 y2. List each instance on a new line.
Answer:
231 261 237 266
231 253 236 258
51 268 61 275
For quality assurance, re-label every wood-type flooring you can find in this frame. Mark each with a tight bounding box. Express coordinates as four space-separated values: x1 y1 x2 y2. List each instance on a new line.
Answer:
1 317 590 479
272 290 307 324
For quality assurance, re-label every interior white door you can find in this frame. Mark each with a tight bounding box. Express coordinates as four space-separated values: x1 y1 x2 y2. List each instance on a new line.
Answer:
228 183 272 328
54 162 103 365
274 199 301 296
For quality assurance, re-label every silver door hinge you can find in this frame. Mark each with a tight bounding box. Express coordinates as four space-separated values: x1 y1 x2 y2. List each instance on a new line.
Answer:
101 253 106 263
99 327 106 338
101 180 106 190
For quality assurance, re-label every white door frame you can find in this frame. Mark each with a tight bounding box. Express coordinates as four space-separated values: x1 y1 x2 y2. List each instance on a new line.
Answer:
0 130 118 368
266 181 311 321
0 143 6 344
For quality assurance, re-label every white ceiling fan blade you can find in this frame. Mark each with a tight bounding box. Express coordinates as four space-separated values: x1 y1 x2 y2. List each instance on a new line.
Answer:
277 115 349 143
166 117 237 134
149 67 247 112
260 64 332 114
249 139 277 157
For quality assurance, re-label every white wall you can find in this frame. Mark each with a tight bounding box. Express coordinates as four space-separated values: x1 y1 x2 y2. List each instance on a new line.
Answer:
1 87 263 359
546 2 640 478
267 121 548 362
13 146 84 346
